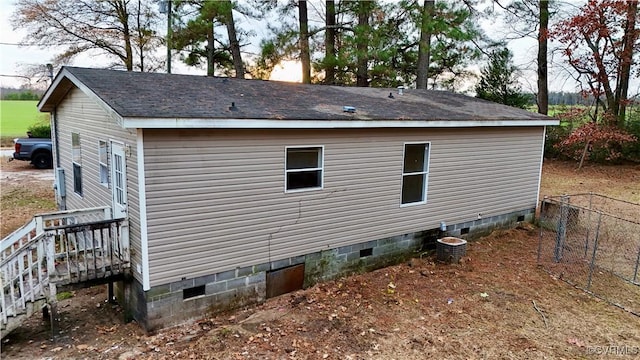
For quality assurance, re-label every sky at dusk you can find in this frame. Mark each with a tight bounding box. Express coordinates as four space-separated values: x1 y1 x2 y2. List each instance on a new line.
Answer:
1 0 635 95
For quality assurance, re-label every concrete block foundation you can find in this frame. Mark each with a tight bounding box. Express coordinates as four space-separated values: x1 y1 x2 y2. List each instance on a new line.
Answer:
121 208 534 332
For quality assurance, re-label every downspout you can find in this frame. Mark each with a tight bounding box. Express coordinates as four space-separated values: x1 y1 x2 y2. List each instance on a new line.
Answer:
52 107 66 210
53 108 60 168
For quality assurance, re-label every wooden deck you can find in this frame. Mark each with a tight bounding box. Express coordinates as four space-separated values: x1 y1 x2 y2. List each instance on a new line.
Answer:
1 207 129 337
52 257 126 287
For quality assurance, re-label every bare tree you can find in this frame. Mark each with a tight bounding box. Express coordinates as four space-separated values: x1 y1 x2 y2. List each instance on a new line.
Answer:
12 0 162 71
492 0 557 114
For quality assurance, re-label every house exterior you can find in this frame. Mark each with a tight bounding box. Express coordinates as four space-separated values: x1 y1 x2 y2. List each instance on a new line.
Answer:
38 67 558 332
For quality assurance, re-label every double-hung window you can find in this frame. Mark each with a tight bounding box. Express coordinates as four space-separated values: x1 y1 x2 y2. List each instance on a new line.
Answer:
401 142 430 205
99 140 109 185
285 146 323 191
72 133 83 196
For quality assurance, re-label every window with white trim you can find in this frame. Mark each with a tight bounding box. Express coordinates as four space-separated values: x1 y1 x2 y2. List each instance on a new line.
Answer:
72 133 82 196
99 140 109 185
285 146 323 191
401 143 430 205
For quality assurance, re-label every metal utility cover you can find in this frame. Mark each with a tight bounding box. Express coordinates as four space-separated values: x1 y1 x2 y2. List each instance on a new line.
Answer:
266 264 305 299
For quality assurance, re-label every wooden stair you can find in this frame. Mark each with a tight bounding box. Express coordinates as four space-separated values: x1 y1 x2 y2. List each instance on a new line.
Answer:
0 207 129 338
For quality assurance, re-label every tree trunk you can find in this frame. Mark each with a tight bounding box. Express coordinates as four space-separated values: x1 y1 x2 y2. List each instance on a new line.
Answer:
356 1 370 87
537 0 549 115
136 0 145 72
122 21 133 71
224 0 244 78
299 0 311 84
167 0 172 73
325 0 336 84
416 0 434 89
615 0 638 127
207 20 215 76
113 0 133 71
583 34 617 120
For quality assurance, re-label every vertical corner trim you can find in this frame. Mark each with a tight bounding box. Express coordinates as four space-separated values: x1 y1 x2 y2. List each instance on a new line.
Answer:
136 128 151 291
536 126 546 207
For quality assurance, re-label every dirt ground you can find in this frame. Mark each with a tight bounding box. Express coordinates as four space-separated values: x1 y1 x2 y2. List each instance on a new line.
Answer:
1 158 639 359
540 159 640 204
0 154 56 238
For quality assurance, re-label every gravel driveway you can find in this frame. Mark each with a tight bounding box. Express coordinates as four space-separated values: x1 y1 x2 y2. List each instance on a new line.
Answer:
0 153 54 181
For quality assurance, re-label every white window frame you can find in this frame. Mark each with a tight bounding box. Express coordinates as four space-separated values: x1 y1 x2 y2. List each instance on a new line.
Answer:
400 141 431 207
284 145 324 193
99 140 109 186
72 132 83 197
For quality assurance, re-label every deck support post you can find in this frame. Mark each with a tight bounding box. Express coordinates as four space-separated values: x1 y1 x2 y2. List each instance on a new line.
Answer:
108 282 116 303
48 284 59 340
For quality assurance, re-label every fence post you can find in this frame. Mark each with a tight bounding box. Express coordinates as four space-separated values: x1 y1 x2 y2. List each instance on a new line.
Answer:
554 195 569 262
537 198 548 264
584 193 594 257
586 212 602 290
48 283 59 339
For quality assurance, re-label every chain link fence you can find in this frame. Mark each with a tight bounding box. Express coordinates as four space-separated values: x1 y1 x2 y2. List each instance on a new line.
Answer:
538 193 640 316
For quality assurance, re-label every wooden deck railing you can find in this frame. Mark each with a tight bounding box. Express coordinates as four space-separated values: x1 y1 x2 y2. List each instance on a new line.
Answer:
0 207 128 336
46 219 128 285
0 232 47 326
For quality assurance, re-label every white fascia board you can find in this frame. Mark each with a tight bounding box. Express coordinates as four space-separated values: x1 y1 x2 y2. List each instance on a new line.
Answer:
123 117 559 129
39 69 125 126
38 72 68 111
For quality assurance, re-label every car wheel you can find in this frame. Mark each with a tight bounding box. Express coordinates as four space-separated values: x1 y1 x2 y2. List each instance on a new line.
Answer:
32 152 53 169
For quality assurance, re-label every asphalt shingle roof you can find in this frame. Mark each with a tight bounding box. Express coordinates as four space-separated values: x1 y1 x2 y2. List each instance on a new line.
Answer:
43 67 551 122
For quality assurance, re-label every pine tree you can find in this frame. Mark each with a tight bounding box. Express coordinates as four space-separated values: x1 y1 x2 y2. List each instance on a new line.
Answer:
475 48 529 108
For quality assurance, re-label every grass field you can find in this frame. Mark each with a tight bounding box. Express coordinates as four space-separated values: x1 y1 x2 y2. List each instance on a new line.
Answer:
0 100 47 138
526 104 587 116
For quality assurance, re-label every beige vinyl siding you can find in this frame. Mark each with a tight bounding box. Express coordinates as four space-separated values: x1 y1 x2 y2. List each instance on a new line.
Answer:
143 127 543 287
54 88 143 283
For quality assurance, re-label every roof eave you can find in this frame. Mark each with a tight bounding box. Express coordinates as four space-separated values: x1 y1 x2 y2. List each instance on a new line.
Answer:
37 67 124 126
123 117 559 129
38 68 74 112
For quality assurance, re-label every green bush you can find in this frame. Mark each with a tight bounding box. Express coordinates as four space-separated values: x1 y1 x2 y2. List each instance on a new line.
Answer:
622 118 640 162
27 122 51 138
3 91 41 101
